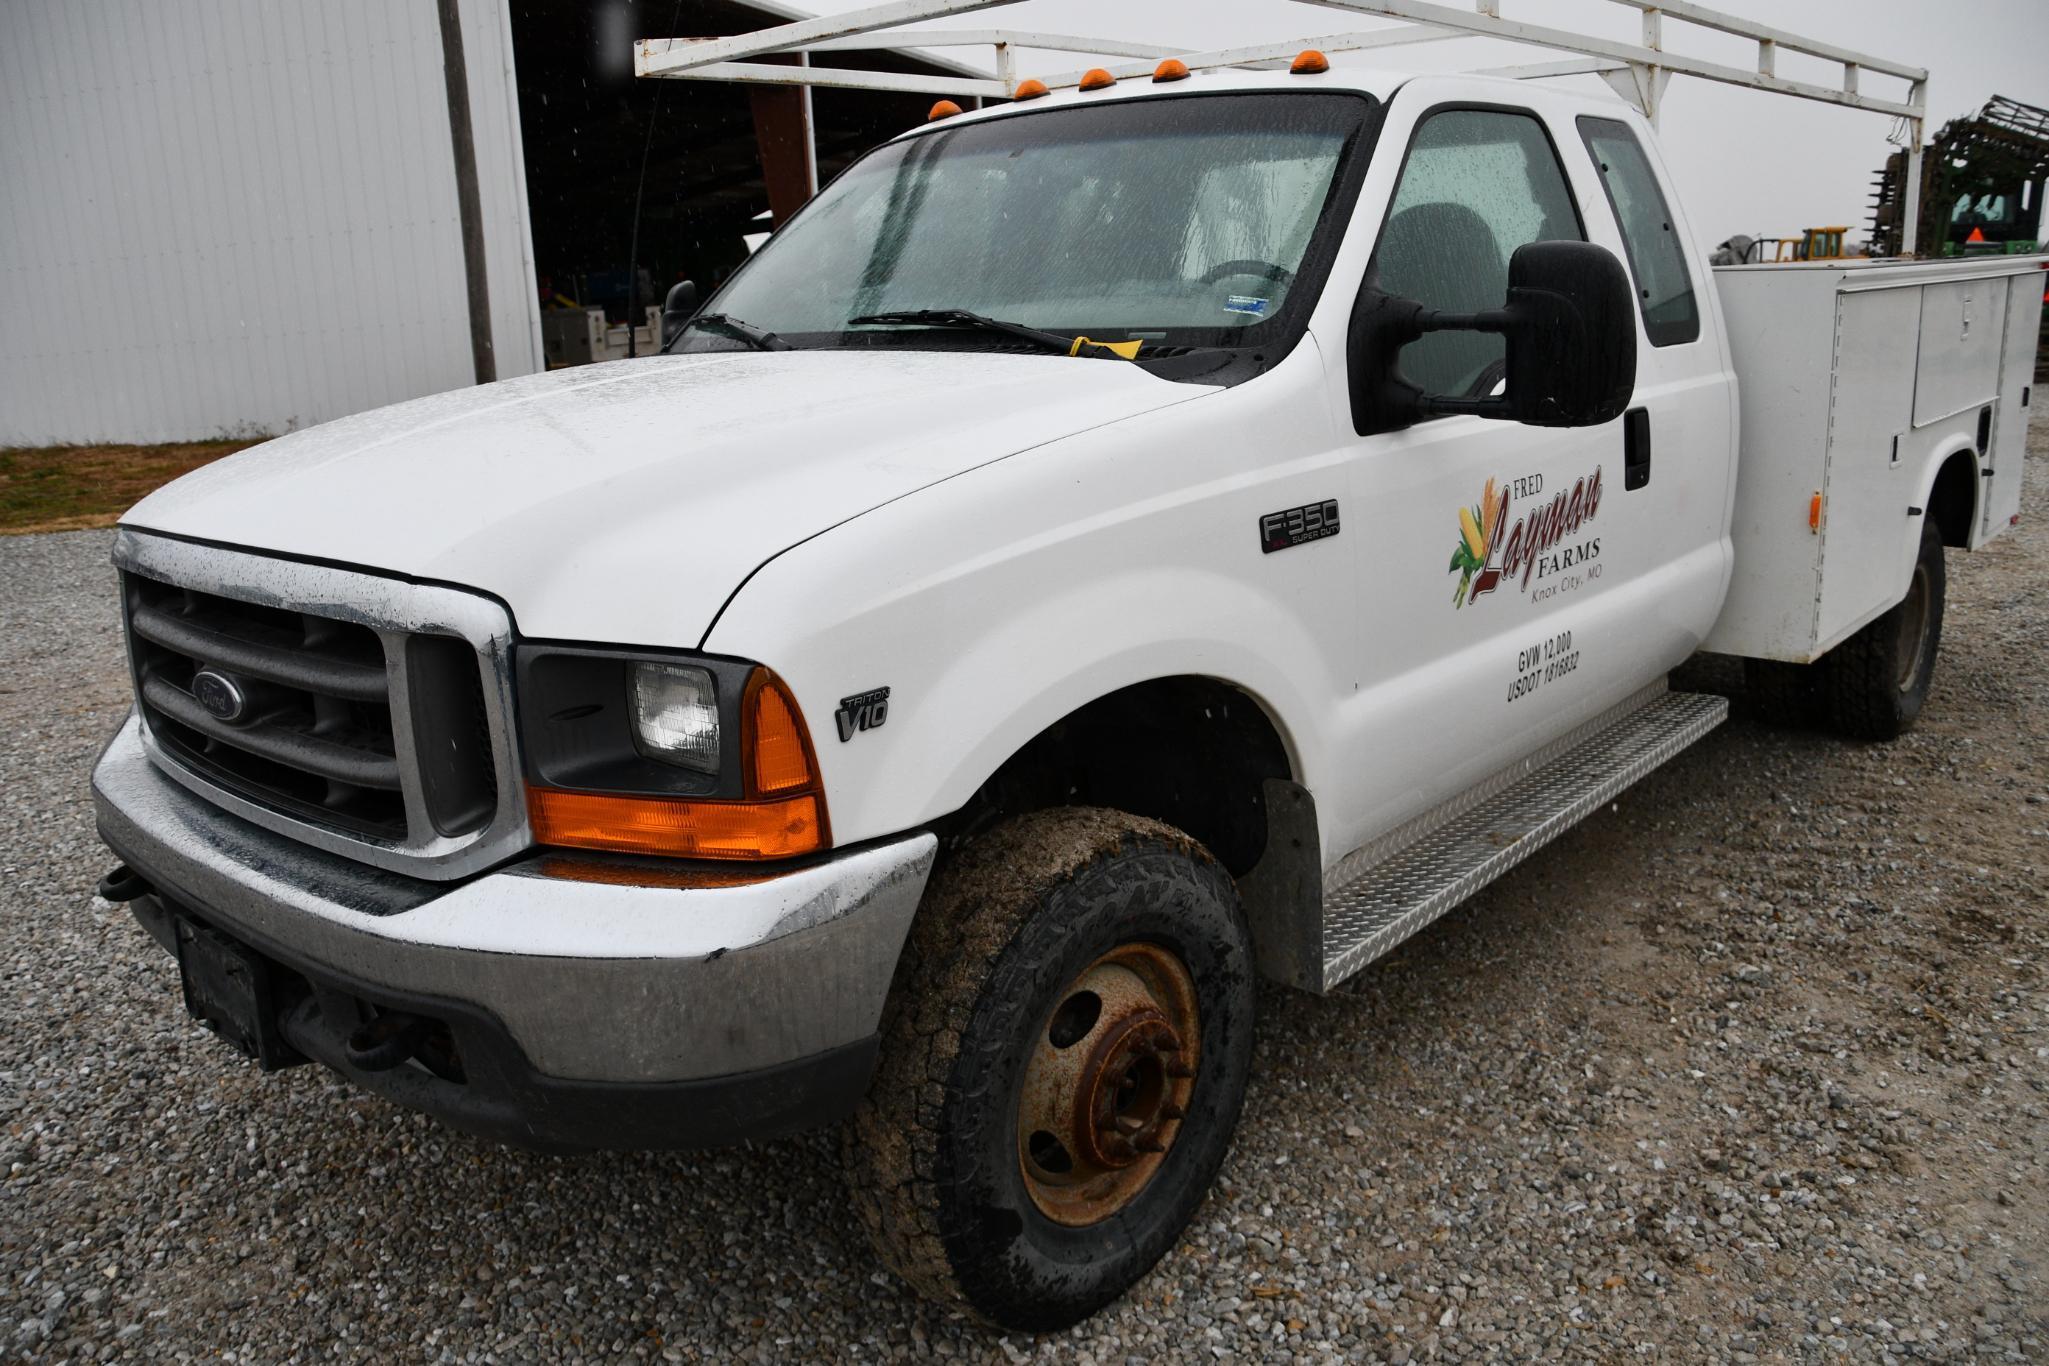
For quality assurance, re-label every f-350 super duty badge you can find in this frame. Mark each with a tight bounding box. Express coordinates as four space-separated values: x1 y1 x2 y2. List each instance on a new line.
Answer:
1260 499 1340 554
836 687 890 742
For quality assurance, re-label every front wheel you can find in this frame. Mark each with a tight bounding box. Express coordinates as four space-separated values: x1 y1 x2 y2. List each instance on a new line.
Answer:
1825 518 1946 740
843 807 1256 1332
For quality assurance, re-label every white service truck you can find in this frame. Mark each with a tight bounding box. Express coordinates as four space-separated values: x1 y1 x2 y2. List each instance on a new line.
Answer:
91 55 2041 1331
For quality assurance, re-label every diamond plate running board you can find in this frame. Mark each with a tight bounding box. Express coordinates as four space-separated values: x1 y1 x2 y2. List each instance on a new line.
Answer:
1315 688 1728 992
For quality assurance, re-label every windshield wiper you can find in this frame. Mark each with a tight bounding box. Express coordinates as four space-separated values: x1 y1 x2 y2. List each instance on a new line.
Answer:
675 312 793 353
847 308 1141 359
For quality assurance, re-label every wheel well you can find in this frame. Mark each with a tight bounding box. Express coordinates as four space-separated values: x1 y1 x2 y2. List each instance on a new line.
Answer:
1928 448 1978 548
938 677 1294 878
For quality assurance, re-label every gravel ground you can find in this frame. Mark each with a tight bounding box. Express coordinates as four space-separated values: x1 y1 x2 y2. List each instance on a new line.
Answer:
4 425 2046 1364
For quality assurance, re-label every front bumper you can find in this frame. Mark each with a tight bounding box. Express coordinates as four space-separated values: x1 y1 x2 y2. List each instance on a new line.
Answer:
92 715 936 1150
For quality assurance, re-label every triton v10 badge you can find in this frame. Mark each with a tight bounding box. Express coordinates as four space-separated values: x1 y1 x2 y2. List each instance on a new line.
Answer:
836 687 890 742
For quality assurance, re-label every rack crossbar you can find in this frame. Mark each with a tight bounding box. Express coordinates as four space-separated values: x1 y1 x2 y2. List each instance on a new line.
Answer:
634 0 1933 250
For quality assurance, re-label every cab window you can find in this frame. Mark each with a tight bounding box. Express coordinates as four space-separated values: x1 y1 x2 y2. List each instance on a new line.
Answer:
1370 108 1584 399
1578 116 1701 346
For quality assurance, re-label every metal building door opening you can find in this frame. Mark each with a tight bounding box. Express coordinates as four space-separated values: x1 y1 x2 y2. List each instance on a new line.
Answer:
506 0 955 368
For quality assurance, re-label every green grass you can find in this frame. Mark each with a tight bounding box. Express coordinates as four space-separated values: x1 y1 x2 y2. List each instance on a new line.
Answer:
0 440 260 535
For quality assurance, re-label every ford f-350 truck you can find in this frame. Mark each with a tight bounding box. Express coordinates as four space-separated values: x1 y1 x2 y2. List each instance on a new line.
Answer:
91 53 2042 1331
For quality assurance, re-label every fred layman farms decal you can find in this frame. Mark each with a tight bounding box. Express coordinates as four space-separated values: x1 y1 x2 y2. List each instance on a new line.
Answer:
1448 467 1605 609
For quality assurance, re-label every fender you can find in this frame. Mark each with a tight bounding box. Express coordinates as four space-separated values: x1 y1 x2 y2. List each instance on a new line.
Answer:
701 347 1362 859
1915 434 1983 548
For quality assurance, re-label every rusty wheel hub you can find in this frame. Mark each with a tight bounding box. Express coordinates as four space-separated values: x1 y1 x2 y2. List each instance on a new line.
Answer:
1017 943 1200 1226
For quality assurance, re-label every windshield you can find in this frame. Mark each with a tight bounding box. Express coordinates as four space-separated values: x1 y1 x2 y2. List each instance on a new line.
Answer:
684 92 1374 353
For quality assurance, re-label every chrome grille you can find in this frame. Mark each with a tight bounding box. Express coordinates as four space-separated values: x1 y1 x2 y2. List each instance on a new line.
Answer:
113 530 528 881
127 576 408 837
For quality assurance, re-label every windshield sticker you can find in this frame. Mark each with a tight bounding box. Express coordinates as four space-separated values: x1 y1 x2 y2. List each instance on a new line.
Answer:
1449 469 1604 609
1223 295 1269 317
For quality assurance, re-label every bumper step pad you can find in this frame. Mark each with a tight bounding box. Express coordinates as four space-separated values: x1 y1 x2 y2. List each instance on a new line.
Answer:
1317 685 1728 992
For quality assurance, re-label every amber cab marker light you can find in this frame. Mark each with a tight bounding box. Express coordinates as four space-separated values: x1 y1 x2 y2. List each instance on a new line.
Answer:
928 99 962 121
1290 49 1330 74
1153 58 1190 82
1079 67 1117 91
1013 78 1049 99
1809 491 1824 533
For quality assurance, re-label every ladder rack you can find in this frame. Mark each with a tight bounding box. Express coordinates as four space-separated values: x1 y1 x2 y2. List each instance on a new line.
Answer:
637 0 1932 252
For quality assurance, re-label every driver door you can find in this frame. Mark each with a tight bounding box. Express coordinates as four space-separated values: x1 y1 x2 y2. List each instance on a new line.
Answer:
1332 98 1623 852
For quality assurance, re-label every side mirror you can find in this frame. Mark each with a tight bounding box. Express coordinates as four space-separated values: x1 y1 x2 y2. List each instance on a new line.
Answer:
1349 240 1637 434
660 280 701 350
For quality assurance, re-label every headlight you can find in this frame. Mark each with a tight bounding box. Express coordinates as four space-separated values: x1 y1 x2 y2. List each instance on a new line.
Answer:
630 661 719 774
516 645 828 860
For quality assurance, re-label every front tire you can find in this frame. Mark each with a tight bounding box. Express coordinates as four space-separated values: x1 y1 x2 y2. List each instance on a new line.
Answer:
843 807 1256 1332
1825 518 1946 740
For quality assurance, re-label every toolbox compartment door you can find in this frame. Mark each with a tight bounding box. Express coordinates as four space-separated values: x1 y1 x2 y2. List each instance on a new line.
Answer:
1913 279 2007 427
1814 287 1924 652
1985 272 2042 537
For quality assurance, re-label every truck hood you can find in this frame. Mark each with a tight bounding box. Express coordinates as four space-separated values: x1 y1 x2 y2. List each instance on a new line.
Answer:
124 350 1207 645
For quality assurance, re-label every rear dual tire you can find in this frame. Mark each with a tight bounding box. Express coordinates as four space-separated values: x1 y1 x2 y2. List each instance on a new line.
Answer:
1825 519 1945 740
1744 518 1945 740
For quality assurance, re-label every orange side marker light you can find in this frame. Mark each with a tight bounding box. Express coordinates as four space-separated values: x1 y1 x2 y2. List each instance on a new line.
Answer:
1808 491 1823 533
1153 58 1190 82
1291 49 1331 74
745 671 818 796
1078 67 1116 91
1013 78 1050 100
928 99 962 121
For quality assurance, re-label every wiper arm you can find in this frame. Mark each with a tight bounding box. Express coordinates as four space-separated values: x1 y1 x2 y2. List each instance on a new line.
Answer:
675 312 793 353
848 309 1142 359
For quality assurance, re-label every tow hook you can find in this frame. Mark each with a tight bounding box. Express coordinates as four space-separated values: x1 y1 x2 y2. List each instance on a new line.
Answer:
345 1011 430 1072
96 864 152 903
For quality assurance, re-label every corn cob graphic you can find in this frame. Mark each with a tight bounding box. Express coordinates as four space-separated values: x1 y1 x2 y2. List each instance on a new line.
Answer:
1449 478 1503 608
1459 505 1487 562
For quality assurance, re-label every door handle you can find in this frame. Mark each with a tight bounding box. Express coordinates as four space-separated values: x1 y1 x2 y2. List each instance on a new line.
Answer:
1624 407 1651 491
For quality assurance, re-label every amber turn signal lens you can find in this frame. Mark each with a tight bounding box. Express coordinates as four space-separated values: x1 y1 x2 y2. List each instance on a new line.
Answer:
1013 78 1049 99
529 789 825 861
928 99 962 120
745 670 816 795
1078 67 1116 91
1290 49 1330 74
1152 58 1190 82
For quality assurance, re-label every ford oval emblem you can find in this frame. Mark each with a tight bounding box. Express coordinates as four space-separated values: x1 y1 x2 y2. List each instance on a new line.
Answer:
191 669 248 723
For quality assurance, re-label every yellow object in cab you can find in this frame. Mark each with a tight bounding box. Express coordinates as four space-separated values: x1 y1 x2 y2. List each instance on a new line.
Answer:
1067 336 1144 360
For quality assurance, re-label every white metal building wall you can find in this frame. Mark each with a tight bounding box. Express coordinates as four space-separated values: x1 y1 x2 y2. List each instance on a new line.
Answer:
0 0 542 446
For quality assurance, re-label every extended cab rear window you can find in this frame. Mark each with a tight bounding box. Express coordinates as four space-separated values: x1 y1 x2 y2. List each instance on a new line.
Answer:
1578 116 1701 347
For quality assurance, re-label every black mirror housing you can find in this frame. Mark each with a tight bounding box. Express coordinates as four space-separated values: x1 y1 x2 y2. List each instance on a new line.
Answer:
660 280 701 350
1348 239 1637 434
1497 241 1638 427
